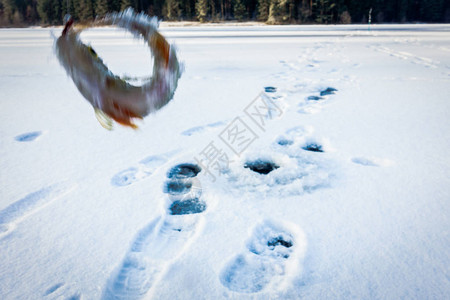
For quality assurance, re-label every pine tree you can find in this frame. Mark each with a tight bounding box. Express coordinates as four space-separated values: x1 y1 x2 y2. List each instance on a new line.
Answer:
120 0 132 12
110 0 121 12
12 8 21 24
257 0 269 21
166 0 182 20
77 0 94 21
421 0 445 22
95 0 108 17
2 0 450 27
312 0 335 24
0 0 14 24
296 0 311 23
339 10 350 24
234 0 245 20
267 0 281 24
37 0 61 24
25 3 39 23
195 0 208 22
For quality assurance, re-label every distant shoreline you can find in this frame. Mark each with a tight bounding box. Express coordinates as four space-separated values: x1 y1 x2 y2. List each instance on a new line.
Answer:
1 22 450 30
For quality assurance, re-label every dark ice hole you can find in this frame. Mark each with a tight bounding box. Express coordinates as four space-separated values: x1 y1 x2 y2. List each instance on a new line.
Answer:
244 160 280 175
307 95 324 101
15 131 42 142
167 163 201 179
277 139 294 146
164 179 192 194
169 198 206 215
268 237 293 248
302 144 324 153
320 87 337 96
264 86 277 93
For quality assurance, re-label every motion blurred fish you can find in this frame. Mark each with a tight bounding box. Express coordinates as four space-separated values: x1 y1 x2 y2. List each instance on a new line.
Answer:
55 8 182 129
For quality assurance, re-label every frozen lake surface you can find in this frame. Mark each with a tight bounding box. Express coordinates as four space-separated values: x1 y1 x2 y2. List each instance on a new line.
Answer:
0 24 449 299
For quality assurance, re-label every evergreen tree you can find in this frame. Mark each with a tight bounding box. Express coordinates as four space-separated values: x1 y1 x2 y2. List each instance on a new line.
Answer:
286 0 295 22
267 0 292 24
37 0 61 24
195 0 207 22
25 3 39 23
312 0 335 24
95 0 108 17
257 0 269 21
110 0 121 12
1 0 450 27
234 0 245 20
166 0 182 20
151 0 165 17
209 0 216 20
120 0 132 12
340 10 350 23
297 0 312 23
421 0 445 22
77 0 94 21
0 0 14 25
267 0 282 24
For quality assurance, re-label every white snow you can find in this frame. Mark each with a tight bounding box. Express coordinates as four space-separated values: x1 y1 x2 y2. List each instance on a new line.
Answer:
0 24 449 299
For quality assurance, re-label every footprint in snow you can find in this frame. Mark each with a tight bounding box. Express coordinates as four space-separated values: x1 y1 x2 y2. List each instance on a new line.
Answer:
220 220 306 293
276 127 327 154
298 87 337 114
181 121 225 137
279 126 330 154
226 125 333 195
226 151 331 196
44 282 64 296
111 152 175 187
306 95 324 101
14 131 43 142
67 293 82 300
276 138 294 146
0 182 75 240
110 167 143 187
244 160 280 175
165 163 205 215
264 86 277 93
320 87 338 96
352 156 393 167
103 163 205 299
302 143 325 153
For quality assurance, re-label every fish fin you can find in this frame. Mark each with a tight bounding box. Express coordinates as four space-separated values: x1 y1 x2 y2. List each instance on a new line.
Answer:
95 108 114 130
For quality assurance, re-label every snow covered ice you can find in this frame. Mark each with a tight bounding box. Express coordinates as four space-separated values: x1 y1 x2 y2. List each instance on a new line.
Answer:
0 24 449 299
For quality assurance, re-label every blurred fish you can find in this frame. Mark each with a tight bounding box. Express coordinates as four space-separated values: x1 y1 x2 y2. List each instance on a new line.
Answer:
55 9 182 129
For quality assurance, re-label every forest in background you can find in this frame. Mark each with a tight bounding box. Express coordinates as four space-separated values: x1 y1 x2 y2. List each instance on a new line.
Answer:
0 0 449 27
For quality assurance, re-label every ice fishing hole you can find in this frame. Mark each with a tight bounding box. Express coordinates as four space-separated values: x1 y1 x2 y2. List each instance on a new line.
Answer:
268 236 293 248
264 86 277 93
169 198 206 215
320 87 337 96
277 139 294 146
307 95 324 101
244 160 279 175
15 131 42 142
164 179 192 195
167 163 202 179
302 143 324 153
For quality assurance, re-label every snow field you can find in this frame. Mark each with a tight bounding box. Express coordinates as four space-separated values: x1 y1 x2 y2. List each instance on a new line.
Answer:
0 24 449 299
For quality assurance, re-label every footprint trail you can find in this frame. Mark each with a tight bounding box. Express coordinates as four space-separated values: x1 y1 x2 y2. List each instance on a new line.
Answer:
14 131 43 142
220 220 306 294
103 163 205 299
0 182 76 239
181 121 226 137
111 151 178 187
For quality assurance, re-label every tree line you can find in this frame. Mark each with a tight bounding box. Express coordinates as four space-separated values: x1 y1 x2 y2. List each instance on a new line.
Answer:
1 0 449 26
